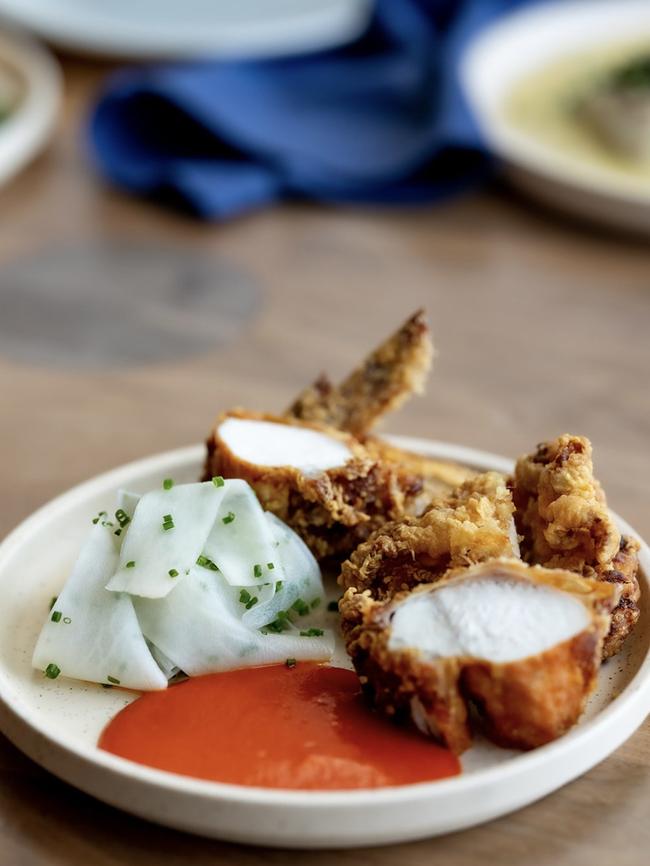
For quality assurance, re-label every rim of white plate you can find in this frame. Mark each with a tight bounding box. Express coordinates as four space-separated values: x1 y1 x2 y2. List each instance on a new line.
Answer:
0 436 648 808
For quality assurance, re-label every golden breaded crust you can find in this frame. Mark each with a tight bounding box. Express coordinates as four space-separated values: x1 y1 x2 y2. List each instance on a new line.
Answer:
204 409 422 562
513 434 640 658
339 471 518 598
287 309 433 437
340 560 617 754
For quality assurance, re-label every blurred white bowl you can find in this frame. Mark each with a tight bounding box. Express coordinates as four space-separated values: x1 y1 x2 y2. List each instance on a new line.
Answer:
0 28 60 188
0 0 372 60
461 0 650 235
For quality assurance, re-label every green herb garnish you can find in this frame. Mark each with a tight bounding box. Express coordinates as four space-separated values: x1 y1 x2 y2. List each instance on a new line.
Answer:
163 478 174 490
51 610 62 623
168 569 179 578
222 511 235 525
285 658 297 669
267 562 275 571
126 561 136 569
45 663 60 679
107 675 120 685
196 555 219 571
253 563 263 578
212 475 225 488
162 514 175 531
300 628 324 637
291 598 310 617
115 508 131 528
49 596 58 611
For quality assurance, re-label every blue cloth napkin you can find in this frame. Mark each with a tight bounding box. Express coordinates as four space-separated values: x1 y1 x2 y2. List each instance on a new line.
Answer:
90 0 531 220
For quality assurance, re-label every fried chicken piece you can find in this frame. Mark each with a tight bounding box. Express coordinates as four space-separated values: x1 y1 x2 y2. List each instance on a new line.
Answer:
339 471 519 599
363 437 476 511
340 559 618 754
513 434 640 658
204 410 423 561
286 309 433 437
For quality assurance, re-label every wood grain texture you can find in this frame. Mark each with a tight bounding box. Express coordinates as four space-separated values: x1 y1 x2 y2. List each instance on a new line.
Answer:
1 56 649 866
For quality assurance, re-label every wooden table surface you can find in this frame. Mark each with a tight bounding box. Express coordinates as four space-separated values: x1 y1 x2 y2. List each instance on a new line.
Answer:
1 56 649 866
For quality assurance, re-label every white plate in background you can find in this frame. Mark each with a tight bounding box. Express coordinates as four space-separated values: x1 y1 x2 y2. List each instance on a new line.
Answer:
0 437 648 847
0 28 59 188
461 0 650 235
0 0 373 60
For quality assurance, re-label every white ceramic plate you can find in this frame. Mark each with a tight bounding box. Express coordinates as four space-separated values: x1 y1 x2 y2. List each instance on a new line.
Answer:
0 28 60 187
461 0 650 235
0 0 372 60
0 437 648 848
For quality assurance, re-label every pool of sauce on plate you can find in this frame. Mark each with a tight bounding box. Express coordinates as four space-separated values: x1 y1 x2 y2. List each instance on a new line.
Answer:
506 39 650 188
98 663 460 789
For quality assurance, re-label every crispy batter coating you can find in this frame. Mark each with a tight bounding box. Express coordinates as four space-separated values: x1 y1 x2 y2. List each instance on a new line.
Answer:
513 434 640 658
340 560 617 754
286 309 433 437
204 410 423 561
363 437 475 510
339 471 519 598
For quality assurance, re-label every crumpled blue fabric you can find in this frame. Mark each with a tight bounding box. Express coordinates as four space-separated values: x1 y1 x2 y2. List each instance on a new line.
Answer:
89 0 532 219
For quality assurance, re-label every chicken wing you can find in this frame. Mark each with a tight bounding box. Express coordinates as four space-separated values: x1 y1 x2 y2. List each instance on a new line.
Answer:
286 309 433 437
513 434 640 658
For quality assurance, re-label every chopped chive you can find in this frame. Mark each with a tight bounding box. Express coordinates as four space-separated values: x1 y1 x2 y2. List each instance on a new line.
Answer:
114 528 122 537
162 513 175 531
126 561 136 569
253 563 263 578
196 555 219 571
49 596 58 611
245 596 258 610
300 628 324 637
163 478 174 490
285 658 297 669
93 510 107 524
267 562 275 571
51 610 62 623
212 475 225 488
310 597 321 610
291 598 310 616
275 581 283 593
222 511 235 525
45 663 60 679
168 569 179 578
63 616 72 624
327 600 339 612
115 508 131 528
92 518 99 525
264 617 290 633
107 675 120 685
239 589 252 604
101 683 113 689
